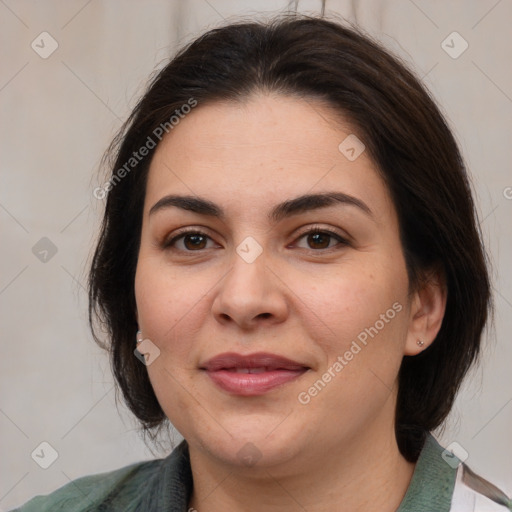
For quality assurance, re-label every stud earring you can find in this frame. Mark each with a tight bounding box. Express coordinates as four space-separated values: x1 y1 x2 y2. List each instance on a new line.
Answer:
417 339 425 347
136 330 143 345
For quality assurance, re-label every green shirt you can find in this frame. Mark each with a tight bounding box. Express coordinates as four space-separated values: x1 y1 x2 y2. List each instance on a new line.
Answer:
10 434 511 511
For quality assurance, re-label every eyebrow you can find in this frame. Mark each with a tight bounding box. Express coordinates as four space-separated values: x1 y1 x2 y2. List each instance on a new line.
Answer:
149 192 373 222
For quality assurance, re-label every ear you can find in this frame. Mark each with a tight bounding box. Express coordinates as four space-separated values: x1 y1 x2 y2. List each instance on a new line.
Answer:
404 267 447 356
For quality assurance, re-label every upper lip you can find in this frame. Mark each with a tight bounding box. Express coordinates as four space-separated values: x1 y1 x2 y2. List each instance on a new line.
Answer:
200 352 309 371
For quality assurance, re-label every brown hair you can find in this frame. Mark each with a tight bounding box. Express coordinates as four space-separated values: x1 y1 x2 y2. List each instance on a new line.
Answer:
89 14 492 462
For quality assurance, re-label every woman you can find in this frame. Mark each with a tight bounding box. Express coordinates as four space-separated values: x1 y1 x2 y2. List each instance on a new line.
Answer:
13 13 511 512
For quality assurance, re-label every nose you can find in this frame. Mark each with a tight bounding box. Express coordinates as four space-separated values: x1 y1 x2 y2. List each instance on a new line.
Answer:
211 248 289 331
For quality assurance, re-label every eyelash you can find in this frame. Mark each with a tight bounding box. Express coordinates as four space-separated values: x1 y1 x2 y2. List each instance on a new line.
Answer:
163 225 349 253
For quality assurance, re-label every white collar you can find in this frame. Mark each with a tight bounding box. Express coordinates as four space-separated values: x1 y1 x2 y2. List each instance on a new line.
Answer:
450 463 512 511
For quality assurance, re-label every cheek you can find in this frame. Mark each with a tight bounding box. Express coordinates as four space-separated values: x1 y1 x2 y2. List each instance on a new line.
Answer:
294 266 408 417
134 256 219 378
135 257 200 337
292 258 408 351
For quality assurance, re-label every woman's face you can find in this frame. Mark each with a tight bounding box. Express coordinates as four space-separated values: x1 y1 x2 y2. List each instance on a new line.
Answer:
135 94 418 469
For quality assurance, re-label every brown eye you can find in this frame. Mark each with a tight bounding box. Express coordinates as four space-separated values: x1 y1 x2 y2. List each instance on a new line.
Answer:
294 228 348 251
164 230 215 251
182 233 208 250
306 232 331 249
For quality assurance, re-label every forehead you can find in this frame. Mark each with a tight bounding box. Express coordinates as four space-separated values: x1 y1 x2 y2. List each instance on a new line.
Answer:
145 94 392 219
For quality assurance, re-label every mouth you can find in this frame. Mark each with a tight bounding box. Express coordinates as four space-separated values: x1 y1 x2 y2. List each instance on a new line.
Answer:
200 352 310 396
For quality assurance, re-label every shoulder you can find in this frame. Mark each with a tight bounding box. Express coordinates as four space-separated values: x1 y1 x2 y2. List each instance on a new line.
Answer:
10 458 164 512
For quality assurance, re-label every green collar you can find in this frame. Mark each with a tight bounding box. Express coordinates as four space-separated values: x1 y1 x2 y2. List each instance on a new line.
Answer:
397 433 458 511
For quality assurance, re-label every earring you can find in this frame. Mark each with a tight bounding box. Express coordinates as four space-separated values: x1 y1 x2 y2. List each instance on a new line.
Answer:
417 339 425 347
136 330 143 345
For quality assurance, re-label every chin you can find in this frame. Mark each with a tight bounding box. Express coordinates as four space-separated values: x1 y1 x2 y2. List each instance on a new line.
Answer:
189 415 307 470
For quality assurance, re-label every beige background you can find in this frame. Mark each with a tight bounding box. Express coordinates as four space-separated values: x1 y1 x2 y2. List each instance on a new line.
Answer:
1 0 511 509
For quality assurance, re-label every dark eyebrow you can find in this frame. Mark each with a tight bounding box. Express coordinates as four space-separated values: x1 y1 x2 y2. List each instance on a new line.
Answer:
149 192 373 222
269 192 373 222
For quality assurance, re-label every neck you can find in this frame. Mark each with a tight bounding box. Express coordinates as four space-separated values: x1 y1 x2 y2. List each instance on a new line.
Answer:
188 420 416 512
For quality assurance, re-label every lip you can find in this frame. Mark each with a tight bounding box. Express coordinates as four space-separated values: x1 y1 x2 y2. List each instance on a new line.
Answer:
200 352 310 396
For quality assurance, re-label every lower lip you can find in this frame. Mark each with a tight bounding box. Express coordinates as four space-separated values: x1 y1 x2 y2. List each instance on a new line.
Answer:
204 369 308 396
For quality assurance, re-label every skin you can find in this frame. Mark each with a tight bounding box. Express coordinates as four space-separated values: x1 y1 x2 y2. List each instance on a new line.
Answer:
134 93 447 511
